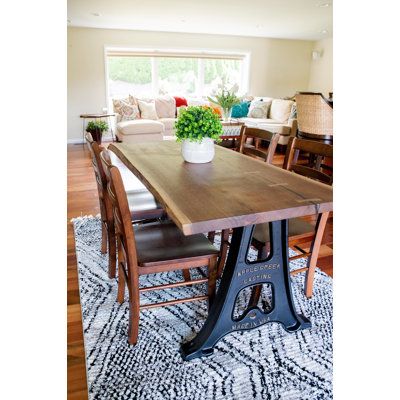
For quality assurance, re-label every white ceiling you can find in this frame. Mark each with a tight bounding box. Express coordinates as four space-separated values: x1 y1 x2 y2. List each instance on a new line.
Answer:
67 0 333 41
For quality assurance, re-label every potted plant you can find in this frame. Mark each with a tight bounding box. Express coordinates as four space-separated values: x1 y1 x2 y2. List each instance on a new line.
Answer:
207 84 241 122
175 106 222 163
86 120 109 144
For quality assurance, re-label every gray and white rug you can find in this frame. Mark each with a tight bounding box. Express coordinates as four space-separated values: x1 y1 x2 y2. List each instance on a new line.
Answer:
72 216 332 400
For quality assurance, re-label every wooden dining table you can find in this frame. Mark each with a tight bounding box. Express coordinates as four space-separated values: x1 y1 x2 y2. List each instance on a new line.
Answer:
109 140 333 360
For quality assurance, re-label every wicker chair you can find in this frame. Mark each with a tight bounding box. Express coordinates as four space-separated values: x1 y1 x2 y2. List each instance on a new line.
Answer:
295 92 333 144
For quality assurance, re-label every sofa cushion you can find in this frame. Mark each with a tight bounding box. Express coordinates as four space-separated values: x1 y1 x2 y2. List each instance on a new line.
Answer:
158 118 176 132
117 120 164 135
257 123 291 136
173 96 188 108
112 97 140 121
239 117 282 126
155 95 176 118
248 99 271 118
231 101 250 118
138 100 158 120
269 99 294 123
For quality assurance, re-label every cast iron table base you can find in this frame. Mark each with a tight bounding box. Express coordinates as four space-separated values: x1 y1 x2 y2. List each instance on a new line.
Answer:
181 220 311 361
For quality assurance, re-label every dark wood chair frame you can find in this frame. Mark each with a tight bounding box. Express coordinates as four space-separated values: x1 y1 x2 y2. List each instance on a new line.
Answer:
100 149 218 345
238 126 280 163
85 133 164 278
251 136 333 299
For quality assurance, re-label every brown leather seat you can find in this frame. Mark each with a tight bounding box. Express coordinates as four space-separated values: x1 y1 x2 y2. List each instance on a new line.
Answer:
253 218 315 244
134 221 219 266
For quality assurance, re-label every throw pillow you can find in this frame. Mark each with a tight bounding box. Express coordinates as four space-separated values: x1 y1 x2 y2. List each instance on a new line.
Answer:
138 100 158 120
289 103 297 120
155 95 176 118
269 99 294 123
173 96 188 108
231 101 250 118
248 99 271 119
112 97 140 121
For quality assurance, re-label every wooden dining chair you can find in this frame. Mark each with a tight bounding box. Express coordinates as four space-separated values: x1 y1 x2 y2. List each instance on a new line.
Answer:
251 136 333 299
100 149 219 345
85 133 165 278
238 126 280 163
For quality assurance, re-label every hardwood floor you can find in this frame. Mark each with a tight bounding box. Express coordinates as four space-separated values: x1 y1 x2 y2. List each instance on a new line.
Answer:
67 142 333 399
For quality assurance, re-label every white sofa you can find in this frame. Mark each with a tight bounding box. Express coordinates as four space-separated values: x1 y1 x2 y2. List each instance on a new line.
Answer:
236 97 297 146
113 95 297 145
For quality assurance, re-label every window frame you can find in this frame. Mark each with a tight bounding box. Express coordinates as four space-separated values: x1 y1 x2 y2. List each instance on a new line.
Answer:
104 46 250 108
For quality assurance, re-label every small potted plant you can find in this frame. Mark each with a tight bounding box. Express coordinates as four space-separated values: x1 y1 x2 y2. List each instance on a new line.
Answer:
208 84 240 121
85 120 109 144
175 106 222 163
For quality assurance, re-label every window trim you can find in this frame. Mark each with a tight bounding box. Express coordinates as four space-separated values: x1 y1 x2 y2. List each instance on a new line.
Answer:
104 46 250 107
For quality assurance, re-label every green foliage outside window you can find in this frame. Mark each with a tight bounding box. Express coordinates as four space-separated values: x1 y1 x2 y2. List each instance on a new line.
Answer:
175 106 222 143
107 57 241 88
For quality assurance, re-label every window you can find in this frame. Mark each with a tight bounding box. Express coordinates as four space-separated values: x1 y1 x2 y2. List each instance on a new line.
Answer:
106 49 248 102
107 56 152 98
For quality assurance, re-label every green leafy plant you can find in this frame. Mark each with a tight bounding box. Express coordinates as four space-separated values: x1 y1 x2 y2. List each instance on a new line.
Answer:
174 106 222 143
86 120 109 133
207 85 240 113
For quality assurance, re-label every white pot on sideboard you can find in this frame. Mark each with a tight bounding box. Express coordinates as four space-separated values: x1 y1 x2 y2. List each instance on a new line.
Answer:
181 138 215 163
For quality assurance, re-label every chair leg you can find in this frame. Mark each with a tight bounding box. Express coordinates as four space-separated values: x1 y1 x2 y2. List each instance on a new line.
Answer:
101 221 107 254
182 269 191 282
207 257 218 310
117 261 125 304
217 229 230 277
107 223 117 279
127 268 140 346
304 212 329 298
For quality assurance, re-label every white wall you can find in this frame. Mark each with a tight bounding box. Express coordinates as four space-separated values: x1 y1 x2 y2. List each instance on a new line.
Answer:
68 27 314 141
308 38 333 97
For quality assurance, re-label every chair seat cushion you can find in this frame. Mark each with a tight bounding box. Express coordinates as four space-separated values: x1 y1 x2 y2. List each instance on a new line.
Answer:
253 218 315 243
134 221 219 266
117 119 164 135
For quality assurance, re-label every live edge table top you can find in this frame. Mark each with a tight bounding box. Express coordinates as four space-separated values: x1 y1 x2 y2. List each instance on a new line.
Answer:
109 141 333 236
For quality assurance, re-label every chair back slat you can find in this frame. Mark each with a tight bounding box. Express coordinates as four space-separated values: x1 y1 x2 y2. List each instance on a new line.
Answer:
291 165 332 185
284 137 333 185
100 149 139 270
239 126 279 164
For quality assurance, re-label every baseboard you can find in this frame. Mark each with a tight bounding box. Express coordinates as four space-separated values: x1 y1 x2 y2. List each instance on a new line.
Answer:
67 138 85 144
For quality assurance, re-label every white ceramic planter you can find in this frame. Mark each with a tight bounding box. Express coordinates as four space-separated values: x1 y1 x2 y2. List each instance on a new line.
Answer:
181 138 215 163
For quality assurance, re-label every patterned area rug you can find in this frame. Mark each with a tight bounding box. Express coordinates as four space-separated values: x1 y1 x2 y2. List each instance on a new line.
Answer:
72 216 332 400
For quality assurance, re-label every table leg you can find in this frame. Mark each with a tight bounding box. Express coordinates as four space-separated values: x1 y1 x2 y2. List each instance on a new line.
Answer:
181 220 310 361
82 118 86 146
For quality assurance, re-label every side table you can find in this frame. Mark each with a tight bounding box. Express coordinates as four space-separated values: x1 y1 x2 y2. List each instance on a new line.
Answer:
219 120 245 150
80 113 116 144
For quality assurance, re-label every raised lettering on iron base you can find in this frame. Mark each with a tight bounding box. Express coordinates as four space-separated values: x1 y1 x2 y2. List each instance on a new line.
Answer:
181 221 311 361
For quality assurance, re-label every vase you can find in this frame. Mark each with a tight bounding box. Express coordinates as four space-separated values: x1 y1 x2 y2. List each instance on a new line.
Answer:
222 108 232 122
87 128 102 145
181 138 215 163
